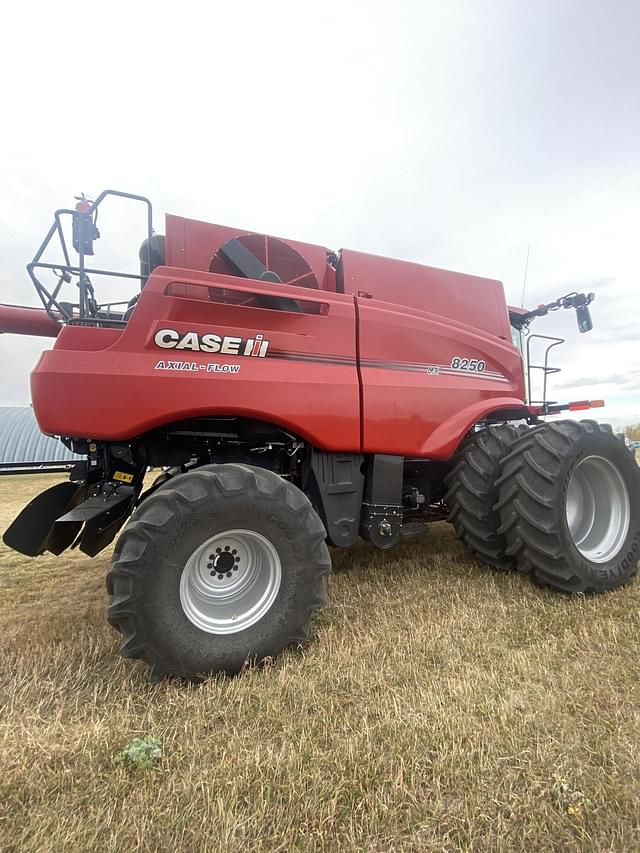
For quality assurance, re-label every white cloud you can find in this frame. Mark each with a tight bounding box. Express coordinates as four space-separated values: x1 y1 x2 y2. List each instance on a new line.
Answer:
1 1 639 426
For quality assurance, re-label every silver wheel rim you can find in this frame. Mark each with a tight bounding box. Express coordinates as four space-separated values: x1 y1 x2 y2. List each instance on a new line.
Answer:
180 529 281 635
565 455 630 563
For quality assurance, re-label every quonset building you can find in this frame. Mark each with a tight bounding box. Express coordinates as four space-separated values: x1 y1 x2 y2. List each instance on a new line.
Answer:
0 406 81 474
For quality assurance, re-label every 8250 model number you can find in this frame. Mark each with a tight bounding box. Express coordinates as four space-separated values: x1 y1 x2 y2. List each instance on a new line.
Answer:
451 357 486 372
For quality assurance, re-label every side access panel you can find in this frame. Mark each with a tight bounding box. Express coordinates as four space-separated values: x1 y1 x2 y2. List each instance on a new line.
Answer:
303 449 365 547
31 268 361 451
356 297 526 460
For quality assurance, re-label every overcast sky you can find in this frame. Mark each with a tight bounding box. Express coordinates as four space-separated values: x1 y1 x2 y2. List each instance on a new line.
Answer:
1 0 638 426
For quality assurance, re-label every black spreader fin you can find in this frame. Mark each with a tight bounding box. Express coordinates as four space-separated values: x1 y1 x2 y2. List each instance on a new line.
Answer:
2 481 80 557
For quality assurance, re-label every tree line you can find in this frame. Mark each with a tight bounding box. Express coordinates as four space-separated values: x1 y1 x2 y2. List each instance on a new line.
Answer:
623 424 640 442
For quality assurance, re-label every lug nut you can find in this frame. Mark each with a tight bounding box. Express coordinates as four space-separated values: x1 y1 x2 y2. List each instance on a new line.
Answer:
378 520 393 537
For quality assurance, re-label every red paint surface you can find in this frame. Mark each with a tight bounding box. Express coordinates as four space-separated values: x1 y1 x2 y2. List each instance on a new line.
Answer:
0 304 60 337
30 214 526 459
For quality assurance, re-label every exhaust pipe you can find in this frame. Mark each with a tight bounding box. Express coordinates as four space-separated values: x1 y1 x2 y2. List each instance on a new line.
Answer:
0 304 60 337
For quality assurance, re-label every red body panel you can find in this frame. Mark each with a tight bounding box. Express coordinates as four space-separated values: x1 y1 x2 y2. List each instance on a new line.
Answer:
32 268 361 451
29 214 526 460
344 250 525 458
341 249 510 340
356 299 525 458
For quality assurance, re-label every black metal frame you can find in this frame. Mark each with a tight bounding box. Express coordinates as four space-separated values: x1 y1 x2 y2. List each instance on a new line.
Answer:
27 189 153 326
511 290 595 331
525 332 565 412
0 460 77 476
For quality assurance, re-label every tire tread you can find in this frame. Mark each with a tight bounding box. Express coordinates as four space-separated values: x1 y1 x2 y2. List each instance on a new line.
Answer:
107 464 330 680
444 424 522 570
496 420 638 593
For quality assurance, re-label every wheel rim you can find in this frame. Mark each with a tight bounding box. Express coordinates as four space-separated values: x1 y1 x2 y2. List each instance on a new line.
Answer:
180 529 281 635
565 455 630 563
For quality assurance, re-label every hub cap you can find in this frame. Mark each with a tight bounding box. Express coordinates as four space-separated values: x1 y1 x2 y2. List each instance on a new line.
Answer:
565 455 630 563
180 529 281 635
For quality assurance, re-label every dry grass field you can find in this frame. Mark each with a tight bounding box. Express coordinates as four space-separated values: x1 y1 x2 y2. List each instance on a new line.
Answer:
1 474 639 852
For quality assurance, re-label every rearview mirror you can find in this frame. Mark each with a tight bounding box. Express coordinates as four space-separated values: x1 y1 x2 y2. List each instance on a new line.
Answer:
576 304 593 333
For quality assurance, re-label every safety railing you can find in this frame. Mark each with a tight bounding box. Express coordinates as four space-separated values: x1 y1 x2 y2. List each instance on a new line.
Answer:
26 189 153 326
525 333 565 411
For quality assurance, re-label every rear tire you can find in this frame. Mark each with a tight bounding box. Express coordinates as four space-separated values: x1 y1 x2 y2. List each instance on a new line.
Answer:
107 464 330 680
444 424 521 570
496 420 640 593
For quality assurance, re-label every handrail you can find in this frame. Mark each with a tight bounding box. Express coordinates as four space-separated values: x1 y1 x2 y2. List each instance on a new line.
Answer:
525 333 565 408
26 189 153 324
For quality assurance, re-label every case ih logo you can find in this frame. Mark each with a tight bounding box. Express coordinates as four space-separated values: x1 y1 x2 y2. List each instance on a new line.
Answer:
154 328 270 358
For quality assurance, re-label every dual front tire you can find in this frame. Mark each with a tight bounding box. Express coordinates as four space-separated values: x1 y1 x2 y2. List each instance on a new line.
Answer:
447 420 640 593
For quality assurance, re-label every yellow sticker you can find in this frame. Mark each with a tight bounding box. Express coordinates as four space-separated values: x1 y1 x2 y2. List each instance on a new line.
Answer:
114 471 134 484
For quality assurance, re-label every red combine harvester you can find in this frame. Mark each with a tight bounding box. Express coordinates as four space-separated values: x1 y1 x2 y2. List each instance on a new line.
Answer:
1 190 638 680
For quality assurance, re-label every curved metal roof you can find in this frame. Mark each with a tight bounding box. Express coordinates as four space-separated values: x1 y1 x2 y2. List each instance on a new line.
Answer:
0 406 81 466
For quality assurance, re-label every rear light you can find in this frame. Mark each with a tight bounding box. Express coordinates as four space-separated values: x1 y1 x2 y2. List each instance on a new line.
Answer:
568 401 593 412
567 399 605 412
528 399 606 416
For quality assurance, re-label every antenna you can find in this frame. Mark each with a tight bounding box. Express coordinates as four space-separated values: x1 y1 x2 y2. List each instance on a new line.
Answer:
520 243 530 307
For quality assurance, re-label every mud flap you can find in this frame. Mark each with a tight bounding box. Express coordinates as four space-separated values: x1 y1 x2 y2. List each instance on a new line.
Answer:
3 481 137 558
2 481 84 556
55 485 137 557
76 496 135 556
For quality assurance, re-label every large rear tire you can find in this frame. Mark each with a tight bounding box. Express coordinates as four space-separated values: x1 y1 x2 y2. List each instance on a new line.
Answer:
444 424 521 570
496 420 640 592
107 464 330 680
